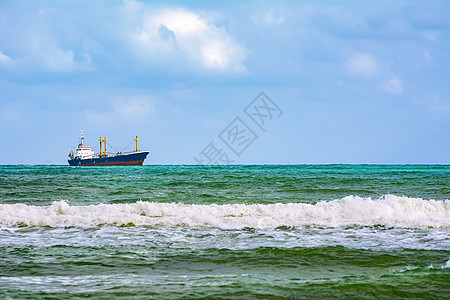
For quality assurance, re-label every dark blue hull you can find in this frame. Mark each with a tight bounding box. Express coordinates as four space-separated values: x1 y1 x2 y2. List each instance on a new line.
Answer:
68 151 149 166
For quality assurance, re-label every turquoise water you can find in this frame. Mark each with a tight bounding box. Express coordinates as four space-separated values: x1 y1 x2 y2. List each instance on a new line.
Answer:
0 165 449 298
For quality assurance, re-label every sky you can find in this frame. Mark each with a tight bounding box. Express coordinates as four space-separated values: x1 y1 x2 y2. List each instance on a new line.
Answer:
0 0 449 165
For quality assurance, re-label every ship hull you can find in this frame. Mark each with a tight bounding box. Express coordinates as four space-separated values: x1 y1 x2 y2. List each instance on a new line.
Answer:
68 151 149 166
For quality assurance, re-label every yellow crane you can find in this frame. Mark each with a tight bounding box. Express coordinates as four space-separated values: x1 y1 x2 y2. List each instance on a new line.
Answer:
99 137 107 156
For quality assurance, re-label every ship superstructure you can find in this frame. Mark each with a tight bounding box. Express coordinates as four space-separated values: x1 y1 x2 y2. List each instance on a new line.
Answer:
68 131 149 166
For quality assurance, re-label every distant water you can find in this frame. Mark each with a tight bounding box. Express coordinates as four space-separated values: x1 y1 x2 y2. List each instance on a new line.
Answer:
1 165 449 299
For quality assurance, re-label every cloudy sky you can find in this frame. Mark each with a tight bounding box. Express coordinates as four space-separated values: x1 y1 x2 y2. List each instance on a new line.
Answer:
0 0 449 164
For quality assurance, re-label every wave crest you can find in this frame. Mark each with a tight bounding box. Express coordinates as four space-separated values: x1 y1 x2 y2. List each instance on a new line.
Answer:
0 195 448 228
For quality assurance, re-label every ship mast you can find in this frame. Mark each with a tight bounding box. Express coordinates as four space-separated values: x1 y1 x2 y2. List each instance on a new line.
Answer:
79 130 84 146
135 135 139 152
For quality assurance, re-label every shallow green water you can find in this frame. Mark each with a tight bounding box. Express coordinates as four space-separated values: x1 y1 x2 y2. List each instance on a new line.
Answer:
0 165 449 298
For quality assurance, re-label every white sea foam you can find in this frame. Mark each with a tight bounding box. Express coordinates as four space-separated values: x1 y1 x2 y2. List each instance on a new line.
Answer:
0 195 448 228
444 259 450 269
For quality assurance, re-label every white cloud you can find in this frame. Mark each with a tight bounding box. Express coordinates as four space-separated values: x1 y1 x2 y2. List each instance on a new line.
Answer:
345 53 378 78
345 53 406 95
32 39 94 72
1 109 23 123
40 47 77 72
424 49 432 63
85 96 155 125
428 95 450 120
382 77 404 95
251 10 285 25
0 9 94 73
0 51 14 67
422 31 438 41
113 97 155 117
131 7 247 73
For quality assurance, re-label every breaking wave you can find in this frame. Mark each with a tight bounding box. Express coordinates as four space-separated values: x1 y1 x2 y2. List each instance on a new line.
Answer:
0 195 448 228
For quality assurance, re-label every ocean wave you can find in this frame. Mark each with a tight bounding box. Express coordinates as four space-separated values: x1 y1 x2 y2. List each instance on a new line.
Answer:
0 195 448 228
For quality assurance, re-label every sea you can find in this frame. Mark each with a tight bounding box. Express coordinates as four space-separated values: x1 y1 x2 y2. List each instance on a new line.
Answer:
0 165 449 299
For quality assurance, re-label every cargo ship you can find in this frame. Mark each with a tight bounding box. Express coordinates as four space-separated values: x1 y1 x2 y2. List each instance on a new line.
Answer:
68 131 149 166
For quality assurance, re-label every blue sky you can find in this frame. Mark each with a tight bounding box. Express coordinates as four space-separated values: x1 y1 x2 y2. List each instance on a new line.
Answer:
0 0 449 164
